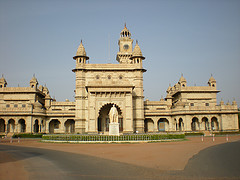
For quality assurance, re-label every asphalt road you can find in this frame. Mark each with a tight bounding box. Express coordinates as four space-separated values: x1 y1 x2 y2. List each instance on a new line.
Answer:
0 140 240 180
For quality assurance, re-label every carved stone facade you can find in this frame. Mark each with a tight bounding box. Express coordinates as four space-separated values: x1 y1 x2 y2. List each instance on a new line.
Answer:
0 25 239 134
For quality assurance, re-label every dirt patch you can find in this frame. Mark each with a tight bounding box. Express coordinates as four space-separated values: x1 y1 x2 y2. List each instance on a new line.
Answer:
0 151 29 180
2 135 240 171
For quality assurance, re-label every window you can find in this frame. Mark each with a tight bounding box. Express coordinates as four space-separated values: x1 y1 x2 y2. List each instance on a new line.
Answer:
0 85 2 88
22 104 26 108
108 75 111 79
14 104 18 108
119 75 123 79
190 103 194 106
6 104 10 108
205 103 209 106
96 75 100 79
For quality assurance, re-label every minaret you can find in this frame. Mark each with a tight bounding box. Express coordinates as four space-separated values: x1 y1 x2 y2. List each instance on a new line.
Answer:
116 24 134 64
130 40 145 67
73 40 89 65
72 40 89 134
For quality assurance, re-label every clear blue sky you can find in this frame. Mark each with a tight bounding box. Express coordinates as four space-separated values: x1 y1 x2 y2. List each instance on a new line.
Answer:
1 0 240 106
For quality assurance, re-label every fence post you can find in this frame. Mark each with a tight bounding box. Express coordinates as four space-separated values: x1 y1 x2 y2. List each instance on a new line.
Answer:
18 137 20 143
226 134 229 142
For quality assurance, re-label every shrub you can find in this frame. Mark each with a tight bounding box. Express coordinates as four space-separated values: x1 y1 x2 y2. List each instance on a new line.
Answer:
185 132 204 136
42 133 185 142
13 133 44 138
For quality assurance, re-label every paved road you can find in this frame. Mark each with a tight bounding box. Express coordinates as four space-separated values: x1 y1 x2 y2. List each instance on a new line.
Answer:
0 140 240 180
183 140 240 179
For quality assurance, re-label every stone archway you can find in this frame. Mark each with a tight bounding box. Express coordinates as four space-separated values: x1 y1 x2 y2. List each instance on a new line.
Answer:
0 119 5 132
202 117 209 130
65 119 75 133
211 117 219 131
49 119 60 134
98 103 123 133
191 117 199 131
158 118 169 132
18 119 26 133
7 119 15 133
34 120 39 133
178 118 184 131
144 118 154 133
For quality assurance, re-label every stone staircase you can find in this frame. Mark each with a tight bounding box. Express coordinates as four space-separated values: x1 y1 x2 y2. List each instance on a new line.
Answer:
203 131 212 136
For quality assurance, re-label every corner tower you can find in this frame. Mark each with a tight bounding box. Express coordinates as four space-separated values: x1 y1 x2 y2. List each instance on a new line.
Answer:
116 24 134 64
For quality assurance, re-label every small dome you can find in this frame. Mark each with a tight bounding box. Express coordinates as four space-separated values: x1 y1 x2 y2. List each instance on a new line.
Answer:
30 76 38 83
132 41 142 56
179 75 186 83
208 76 216 83
131 41 145 60
0 76 7 84
76 40 87 56
166 84 171 93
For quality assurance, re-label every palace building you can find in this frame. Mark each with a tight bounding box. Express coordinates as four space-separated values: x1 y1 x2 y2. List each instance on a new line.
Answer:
0 25 239 135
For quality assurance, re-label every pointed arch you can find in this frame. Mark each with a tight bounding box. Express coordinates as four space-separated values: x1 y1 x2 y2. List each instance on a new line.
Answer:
211 117 219 131
18 119 26 133
0 119 5 132
98 103 123 132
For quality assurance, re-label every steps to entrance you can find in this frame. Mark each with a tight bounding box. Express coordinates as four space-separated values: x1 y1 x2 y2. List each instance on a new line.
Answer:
6 132 14 138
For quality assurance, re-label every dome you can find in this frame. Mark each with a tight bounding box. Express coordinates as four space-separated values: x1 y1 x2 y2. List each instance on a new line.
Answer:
208 76 216 83
179 75 186 83
0 76 7 84
132 41 142 56
131 41 145 60
74 40 89 60
76 40 86 56
30 76 38 83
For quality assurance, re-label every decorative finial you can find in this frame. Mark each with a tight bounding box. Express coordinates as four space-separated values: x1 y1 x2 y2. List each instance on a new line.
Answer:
181 73 183 77
81 39 83 44
33 73 35 78
1 74 3 78
124 22 126 28
136 40 138 44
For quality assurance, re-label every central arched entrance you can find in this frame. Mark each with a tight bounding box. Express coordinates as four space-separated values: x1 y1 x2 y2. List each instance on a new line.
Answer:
98 103 123 133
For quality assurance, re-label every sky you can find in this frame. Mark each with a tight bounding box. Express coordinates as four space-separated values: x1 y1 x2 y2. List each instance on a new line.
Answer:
0 0 240 106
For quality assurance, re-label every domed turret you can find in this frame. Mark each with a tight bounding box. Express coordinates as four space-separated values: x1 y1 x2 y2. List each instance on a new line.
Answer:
208 75 216 88
73 40 89 64
130 40 145 64
30 75 38 89
178 74 187 87
0 75 7 88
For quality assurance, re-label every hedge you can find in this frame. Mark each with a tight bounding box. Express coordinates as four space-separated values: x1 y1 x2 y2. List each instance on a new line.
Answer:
42 133 185 142
12 133 44 138
185 132 204 136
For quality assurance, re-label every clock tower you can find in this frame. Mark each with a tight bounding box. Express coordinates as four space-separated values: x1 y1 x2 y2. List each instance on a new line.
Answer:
116 24 133 64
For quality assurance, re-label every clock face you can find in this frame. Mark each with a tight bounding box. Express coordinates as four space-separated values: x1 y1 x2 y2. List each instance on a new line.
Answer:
123 44 129 50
